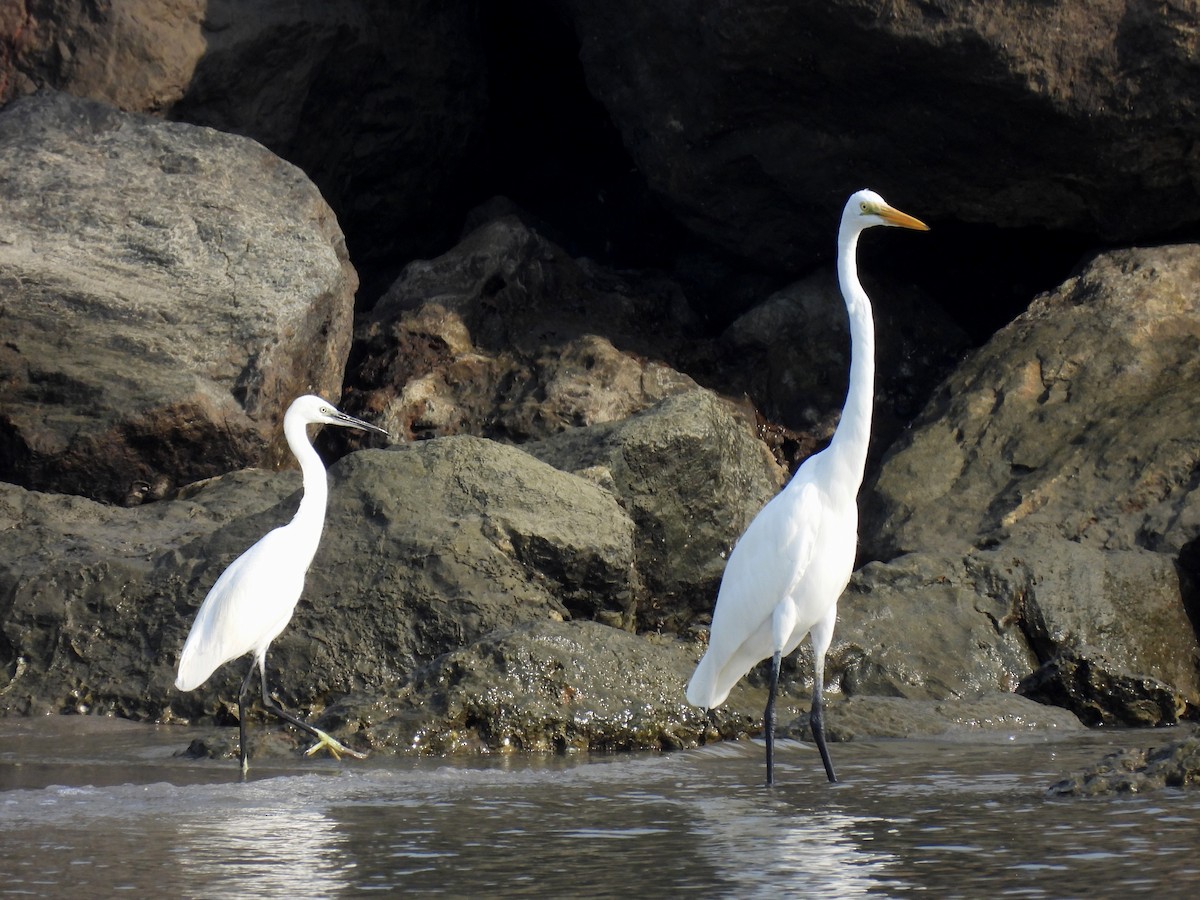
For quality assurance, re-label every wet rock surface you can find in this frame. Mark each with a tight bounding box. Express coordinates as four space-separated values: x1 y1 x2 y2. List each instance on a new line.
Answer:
1048 729 1200 796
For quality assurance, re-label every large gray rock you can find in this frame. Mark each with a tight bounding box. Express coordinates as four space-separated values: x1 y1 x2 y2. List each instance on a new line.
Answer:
1007 540 1200 717
825 545 1200 727
858 243 1200 723
866 243 1200 560
561 1 1200 269
828 553 1037 702
0 92 357 503
337 620 717 755
0 437 639 723
3 1 487 277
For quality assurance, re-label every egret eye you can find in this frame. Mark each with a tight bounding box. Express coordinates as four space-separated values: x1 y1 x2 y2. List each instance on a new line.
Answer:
860 202 869 213
321 407 332 415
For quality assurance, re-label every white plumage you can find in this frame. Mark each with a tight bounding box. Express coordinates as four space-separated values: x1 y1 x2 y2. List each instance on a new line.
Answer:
175 394 388 775
687 190 928 785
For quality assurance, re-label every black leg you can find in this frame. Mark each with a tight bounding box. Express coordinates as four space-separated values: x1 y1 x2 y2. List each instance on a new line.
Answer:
810 689 838 784
258 658 328 742
257 653 366 761
238 659 257 778
764 650 781 787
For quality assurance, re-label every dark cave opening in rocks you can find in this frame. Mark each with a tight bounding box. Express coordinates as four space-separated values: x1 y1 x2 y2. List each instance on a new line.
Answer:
474 1 690 274
869 222 1095 345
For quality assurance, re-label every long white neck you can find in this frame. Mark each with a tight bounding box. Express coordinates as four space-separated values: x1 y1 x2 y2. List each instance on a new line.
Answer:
826 221 876 497
283 412 329 566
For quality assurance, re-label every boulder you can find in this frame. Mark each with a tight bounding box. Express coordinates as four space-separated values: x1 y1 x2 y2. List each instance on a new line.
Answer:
2 0 488 283
561 0 1200 269
1018 648 1187 729
857 244 1200 725
0 91 357 503
866 243 1200 561
0 437 638 723
334 620 715 754
0 0 205 110
343 215 702 445
824 553 1036 702
528 390 785 630
1005 540 1200 721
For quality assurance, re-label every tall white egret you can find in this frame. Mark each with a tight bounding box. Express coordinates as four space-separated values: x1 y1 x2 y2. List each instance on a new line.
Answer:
686 189 928 785
175 394 389 775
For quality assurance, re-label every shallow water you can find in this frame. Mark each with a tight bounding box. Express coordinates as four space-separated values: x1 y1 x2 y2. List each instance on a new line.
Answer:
2 718 1199 897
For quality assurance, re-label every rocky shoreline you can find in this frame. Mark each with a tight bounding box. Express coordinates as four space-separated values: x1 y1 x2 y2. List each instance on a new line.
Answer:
3 3 1200 789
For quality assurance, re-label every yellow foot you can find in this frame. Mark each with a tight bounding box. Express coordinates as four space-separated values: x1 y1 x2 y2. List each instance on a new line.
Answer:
304 728 368 761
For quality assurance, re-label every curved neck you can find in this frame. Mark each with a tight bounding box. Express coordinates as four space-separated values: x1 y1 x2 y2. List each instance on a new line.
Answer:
283 414 329 559
827 223 876 494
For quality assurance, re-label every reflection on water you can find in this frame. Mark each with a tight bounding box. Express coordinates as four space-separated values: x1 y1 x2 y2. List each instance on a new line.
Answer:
175 790 352 896
692 792 894 895
2 720 1200 897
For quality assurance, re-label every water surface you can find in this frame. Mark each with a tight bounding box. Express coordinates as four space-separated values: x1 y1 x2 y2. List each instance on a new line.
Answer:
2 717 1198 897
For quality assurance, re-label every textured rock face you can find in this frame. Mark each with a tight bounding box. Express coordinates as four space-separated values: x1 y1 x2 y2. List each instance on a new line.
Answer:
3 0 486 278
560 0 1200 268
0 0 206 110
865 243 1200 561
1048 733 1200 796
854 243 1200 726
528 390 785 630
344 620 716 755
0 438 635 720
344 217 702 445
0 92 357 502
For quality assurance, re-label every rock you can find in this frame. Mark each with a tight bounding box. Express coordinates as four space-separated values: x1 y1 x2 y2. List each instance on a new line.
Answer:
561 1 1200 269
0 470 295 720
3 1 488 286
528 390 785 630
866 244 1200 561
0 0 205 110
334 620 718 754
787 693 1084 742
1005 540 1200 720
1018 648 1188 728
342 215 702 445
855 244 1200 726
1048 731 1200 796
0 91 357 503
822 553 1037 702
0 436 640 723
823 544 1200 726
170 0 487 284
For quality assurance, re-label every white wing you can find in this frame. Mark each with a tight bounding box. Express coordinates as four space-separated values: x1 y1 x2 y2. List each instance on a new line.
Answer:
175 525 308 691
686 478 823 709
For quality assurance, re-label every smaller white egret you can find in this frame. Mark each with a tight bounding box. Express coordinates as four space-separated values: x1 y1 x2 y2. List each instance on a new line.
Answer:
175 394 389 775
686 189 928 786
